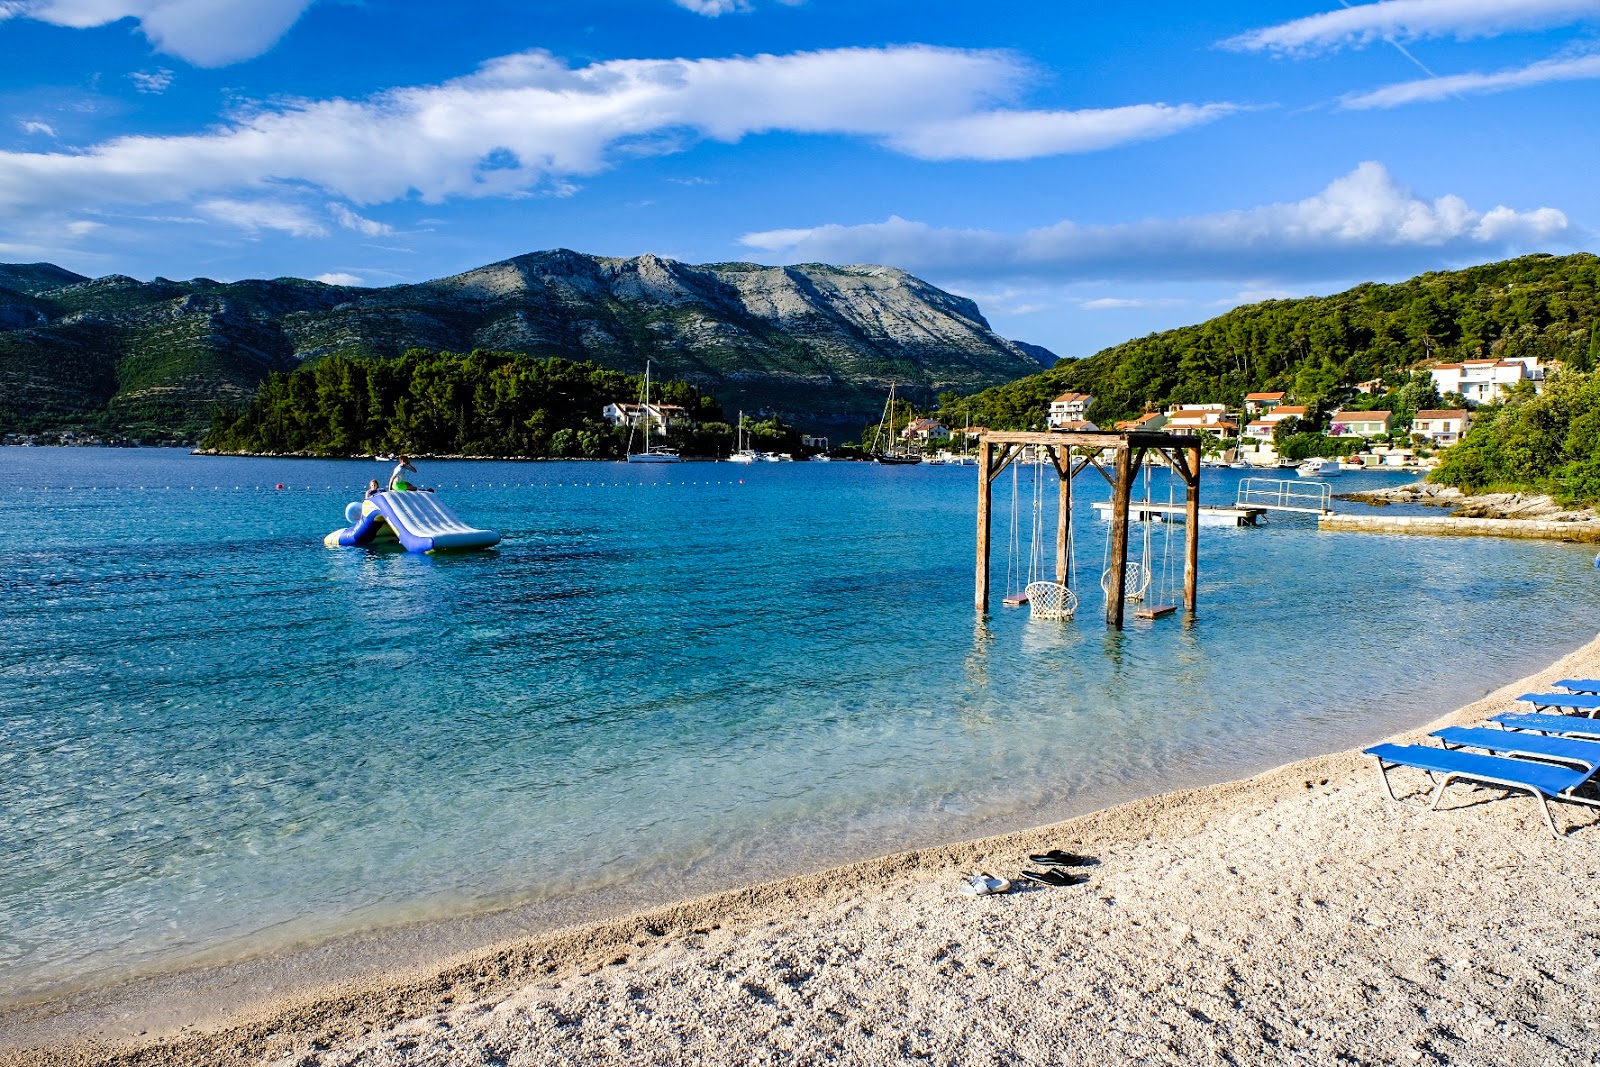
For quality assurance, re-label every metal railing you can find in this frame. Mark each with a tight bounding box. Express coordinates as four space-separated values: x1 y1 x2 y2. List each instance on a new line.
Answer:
1236 478 1332 514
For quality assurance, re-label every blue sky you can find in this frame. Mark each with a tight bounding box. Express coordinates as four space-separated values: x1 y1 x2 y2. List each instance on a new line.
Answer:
1 0 1597 358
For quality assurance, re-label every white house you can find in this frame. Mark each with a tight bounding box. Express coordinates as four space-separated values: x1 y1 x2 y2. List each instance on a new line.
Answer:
1260 404 1306 427
901 418 950 443
1238 419 1281 465
1243 391 1286 416
1115 411 1167 432
1048 392 1094 428
1163 404 1229 432
1329 410 1393 438
1429 358 1543 406
1412 408 1471 446
602 402 689 430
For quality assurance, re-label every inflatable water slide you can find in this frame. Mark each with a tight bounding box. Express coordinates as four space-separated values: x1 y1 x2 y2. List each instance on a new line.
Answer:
325 491 501 553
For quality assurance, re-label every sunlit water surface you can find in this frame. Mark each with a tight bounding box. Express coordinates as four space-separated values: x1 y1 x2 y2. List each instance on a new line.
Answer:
2 449 1594 1001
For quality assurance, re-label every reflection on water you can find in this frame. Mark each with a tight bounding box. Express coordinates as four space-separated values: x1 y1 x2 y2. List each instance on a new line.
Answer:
1 448 1595 1001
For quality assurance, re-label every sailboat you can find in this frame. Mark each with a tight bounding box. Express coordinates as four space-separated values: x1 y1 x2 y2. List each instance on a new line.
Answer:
871 382 923 465
728 410 758 464
626 360 682 463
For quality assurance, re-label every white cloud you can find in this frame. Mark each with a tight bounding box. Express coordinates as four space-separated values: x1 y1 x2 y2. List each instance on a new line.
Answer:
129 68 174 94
1224 0 1600 54
0 46 1236 224
20 120 56 136
1341 50 1600 107
883 104 1235 161
65 219 103 236
738 163 1571 283
314 271 362 285
674 0 748 13
199 197 327 237
9 0 315 66
1079 296 1191 310
328 202 393 236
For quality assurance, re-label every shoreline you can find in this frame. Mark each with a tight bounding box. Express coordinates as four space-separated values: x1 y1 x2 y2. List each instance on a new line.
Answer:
7 632 1600 1065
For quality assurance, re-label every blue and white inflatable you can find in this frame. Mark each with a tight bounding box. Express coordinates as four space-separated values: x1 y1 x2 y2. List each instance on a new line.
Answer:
325 490 501 553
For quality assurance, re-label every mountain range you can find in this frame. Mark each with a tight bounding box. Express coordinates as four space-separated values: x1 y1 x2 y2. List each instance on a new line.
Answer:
0 251 1053 437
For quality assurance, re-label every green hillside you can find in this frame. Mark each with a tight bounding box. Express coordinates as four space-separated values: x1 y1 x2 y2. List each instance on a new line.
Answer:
0 250 1050 439
940 253 1600 431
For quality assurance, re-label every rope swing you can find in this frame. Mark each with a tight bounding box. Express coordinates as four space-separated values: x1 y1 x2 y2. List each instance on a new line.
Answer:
1025 446 1077 621
1101 462 1152 605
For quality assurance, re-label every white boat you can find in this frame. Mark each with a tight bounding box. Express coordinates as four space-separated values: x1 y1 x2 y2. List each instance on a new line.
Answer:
728 411 758 463
626 360 682 464
1295 457 1341 478
810 454 832 462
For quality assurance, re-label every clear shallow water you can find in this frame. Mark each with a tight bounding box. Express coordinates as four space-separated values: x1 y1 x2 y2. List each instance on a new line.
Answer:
1 449 1595 1002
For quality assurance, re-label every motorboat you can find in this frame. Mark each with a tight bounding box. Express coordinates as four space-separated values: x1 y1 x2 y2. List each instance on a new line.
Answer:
1295 457 1341 479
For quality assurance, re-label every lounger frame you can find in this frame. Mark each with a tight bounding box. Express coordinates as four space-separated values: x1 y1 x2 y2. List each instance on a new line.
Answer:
1366 744 1590 838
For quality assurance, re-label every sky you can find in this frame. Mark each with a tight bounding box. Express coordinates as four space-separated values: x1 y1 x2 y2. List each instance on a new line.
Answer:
1 0 1597 358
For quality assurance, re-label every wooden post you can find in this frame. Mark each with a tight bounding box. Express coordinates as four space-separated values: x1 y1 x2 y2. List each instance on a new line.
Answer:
976 438 994 613
1184 443 1200 617
1105 442 1134 629
1055 445 1071 586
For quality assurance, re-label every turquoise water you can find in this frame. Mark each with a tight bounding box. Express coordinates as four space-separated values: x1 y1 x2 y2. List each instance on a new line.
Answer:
2 448 1595 1003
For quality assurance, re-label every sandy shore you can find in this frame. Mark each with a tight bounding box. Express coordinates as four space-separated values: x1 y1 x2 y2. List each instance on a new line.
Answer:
9 634 1600 1066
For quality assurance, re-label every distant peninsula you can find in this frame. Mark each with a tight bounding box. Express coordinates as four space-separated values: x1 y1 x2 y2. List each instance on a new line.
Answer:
0 251 1052 439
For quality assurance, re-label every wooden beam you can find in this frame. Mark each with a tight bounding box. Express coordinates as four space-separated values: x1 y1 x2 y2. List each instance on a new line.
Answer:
987 443 1023 484
1167 446 1194 484
1055 445 1072 586
976 438 994 613
1184 444 1200 618
983 429 1201 451
1105 441 1134 629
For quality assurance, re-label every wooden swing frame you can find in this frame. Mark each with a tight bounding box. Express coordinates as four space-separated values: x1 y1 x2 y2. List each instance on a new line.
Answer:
974 430 1201 630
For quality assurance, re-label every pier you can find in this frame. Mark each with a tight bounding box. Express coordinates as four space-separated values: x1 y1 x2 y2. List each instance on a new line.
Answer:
1236 478 1333 515
1090 500 1265 526
975 429 1202 630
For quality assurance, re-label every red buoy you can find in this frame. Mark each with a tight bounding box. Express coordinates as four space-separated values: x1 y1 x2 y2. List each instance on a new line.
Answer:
275 483 285 490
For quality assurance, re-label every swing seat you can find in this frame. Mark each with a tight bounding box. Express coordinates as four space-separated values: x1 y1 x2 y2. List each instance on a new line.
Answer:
1002 593 1029 607
1134 604 1178 620
1100 561 1150 602
1024 581 1077 620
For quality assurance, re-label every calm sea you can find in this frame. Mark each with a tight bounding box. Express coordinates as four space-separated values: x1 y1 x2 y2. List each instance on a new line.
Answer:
2 448 1594 1003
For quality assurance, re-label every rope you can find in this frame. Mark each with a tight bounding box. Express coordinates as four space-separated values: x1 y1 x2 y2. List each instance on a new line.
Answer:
1005 458 1021 598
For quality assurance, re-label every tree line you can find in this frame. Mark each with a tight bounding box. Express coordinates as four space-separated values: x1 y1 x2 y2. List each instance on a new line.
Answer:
200 348 805 459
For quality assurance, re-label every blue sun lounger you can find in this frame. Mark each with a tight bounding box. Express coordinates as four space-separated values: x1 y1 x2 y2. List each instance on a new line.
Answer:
1490 712 1600 741
1434 726 1600 773
1363 742 1594 838
1555 678 1600 694
1518 692 1600 715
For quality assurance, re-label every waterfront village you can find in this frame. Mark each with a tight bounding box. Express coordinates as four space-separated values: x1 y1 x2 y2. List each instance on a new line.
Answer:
898 354 1544 471
6 354 1546 471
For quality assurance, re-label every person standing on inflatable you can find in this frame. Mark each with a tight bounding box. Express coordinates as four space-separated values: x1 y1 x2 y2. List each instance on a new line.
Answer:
389 454 421 491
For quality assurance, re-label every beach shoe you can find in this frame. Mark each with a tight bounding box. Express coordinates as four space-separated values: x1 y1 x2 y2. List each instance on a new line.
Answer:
1028 849 1095 867
1021 869 1087 888
959 873 1013 896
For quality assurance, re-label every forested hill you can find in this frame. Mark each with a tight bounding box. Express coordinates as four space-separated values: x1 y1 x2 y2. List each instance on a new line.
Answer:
0 250 1051 438
941 254 1600 430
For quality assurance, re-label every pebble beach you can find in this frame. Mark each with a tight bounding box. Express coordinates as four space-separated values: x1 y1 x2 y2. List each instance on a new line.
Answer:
7 633 1599 1066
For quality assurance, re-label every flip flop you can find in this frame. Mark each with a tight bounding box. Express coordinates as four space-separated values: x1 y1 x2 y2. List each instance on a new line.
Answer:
1028 850 1094 867
958 872 1013 896
1021 869 1087 888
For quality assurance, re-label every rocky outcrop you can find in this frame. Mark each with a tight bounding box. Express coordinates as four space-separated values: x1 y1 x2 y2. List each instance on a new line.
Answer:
0 251 1051 435
1337 482 1599 522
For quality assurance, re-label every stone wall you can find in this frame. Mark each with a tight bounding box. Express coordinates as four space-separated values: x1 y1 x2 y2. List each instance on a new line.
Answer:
1318 513 1600 543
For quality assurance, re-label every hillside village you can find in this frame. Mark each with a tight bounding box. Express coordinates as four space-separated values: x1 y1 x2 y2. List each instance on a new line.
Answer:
898 354 1549 471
